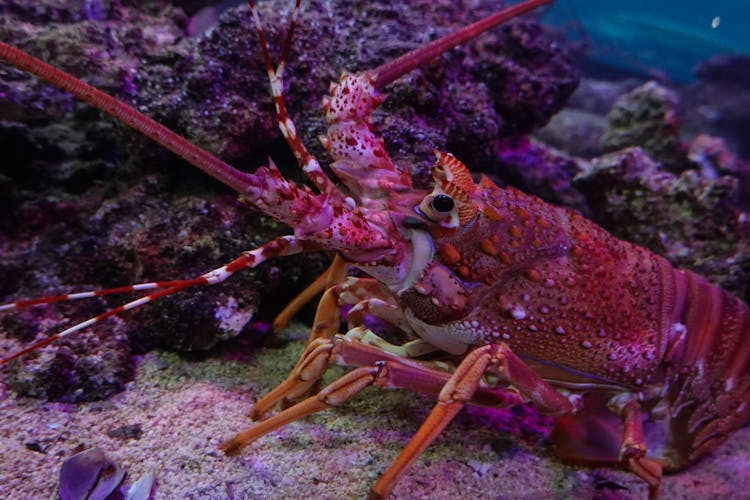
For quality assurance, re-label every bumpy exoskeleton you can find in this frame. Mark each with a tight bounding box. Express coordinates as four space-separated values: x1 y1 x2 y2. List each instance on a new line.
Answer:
406 153 750 479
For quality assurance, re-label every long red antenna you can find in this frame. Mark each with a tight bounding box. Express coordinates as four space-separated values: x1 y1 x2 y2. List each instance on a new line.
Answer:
0 42 254 194
369 0 554 89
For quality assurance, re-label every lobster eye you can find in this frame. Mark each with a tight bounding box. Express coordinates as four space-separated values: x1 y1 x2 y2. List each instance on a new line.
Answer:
418 192 458 229
431 194 454 213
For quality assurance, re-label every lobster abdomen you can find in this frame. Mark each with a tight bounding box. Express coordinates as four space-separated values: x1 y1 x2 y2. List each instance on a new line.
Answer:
656 267 750 469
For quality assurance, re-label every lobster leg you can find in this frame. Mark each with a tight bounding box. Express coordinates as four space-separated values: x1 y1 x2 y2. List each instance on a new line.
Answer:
248 335 339 421
272 254 348 331
308 276 435 356
342 281 413 334
323 277 437 356
551 393 663 499
370 343 577 498
251 277 356 418
271 267 331 331
223 364 384 456
242 338 578 498
223 334 525 455
615 397 663 500
250 324 436 420
346 328 438 359
253 272 438 418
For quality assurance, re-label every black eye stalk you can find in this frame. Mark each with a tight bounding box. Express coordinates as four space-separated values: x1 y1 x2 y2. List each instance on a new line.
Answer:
431 194 454 213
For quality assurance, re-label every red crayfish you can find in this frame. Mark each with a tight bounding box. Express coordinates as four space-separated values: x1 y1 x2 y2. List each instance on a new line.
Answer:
1 0 748 498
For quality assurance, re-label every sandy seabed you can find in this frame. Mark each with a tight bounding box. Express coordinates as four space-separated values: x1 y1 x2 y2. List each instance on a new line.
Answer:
1 323 749 500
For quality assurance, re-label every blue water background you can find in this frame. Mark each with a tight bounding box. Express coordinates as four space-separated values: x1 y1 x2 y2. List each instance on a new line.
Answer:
543 0 750 83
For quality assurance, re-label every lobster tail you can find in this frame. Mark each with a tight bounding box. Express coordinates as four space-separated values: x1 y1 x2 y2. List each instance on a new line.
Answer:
659 268 750 468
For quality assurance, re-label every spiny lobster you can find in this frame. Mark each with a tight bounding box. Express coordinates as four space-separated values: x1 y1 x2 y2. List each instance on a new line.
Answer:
0 0 749 498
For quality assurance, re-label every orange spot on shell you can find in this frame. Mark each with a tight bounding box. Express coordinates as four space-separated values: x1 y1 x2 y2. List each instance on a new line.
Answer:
514 207 531 221
482 205 505 222
439 242 462 265
537 216 551 229
499 251 512 265
525 269 542 282
571 246 584 258
509 225 523 238
458 265 470 279
480 239 498 256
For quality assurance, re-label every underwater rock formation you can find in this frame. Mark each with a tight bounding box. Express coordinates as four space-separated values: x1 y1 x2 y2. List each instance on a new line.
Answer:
601 80 686 169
